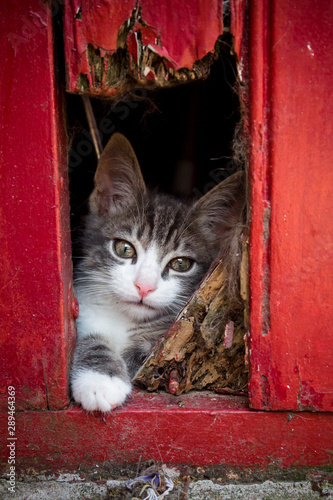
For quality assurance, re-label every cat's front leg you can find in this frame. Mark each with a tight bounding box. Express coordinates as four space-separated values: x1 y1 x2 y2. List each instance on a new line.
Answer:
71 334 132 412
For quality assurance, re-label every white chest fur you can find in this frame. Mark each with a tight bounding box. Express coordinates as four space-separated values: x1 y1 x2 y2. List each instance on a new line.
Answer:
75 292 132 355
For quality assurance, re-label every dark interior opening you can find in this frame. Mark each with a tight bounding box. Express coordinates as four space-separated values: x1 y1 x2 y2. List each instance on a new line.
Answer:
67 33 241 252
66 30 247 397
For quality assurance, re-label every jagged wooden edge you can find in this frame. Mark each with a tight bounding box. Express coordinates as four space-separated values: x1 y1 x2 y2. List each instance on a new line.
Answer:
134 261 248 396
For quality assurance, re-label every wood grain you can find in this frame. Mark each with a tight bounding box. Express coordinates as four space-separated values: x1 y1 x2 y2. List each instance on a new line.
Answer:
135 261 248 395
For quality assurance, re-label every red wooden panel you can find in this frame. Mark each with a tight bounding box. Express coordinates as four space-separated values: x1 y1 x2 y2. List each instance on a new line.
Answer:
248 0 333 410
64 0 223 94
1 392 333 471
230 0 246 62
0 1 75 410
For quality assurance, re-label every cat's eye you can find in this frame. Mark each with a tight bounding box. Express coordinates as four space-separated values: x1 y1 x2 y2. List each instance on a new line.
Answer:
114 240 136 259
168 257 193 272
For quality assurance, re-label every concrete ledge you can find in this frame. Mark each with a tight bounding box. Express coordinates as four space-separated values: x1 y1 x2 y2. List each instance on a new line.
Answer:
1 475 333 499
188 479 333 499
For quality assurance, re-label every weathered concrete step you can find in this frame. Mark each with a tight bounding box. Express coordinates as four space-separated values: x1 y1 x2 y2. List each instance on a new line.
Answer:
1 476 332 499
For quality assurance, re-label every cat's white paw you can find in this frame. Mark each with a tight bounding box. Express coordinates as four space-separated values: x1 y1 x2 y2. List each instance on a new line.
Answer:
71 369 132 412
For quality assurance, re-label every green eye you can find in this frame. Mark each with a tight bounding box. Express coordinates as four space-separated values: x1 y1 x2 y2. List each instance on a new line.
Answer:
114 240 136 259
168 257 193 272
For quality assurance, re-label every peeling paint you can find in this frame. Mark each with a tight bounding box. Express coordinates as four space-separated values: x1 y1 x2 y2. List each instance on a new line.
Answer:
299 381 325 411
64 0 222 95
307 42 315 56
263 204 271 244
261 204 271 337
223 321 235 349
260 375 271 408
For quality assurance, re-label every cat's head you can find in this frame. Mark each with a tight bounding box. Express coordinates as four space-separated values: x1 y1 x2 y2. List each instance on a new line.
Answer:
80 133 245 322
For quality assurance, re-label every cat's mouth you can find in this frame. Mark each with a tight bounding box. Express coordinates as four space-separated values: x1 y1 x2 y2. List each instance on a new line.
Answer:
124 300 156 311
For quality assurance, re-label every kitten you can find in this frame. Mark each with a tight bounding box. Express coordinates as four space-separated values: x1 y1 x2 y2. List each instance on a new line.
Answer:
71 133 245 412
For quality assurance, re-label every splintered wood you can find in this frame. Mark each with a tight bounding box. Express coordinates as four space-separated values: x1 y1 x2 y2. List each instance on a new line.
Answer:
135 262 248 396
64 0 222 96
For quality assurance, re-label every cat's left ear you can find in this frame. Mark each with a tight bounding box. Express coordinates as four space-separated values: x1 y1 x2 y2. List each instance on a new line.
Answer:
90 133 146 214
191 171 246 253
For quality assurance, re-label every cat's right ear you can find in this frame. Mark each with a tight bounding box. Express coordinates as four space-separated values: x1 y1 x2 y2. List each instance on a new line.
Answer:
90 133 146 214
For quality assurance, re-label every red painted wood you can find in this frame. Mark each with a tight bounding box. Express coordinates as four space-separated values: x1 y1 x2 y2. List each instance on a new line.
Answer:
1 392 333 471
248 0 333 410
0 0 332 475
230 0 246 61
0 1 75 410
246 0 272 409
64 0 223 94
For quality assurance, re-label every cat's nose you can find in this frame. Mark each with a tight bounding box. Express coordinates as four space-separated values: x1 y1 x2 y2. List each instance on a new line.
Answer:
135 283 156 299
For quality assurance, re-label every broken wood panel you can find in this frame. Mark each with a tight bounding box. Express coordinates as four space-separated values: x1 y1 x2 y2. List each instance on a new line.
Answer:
135 261 247 396
64 0 223 95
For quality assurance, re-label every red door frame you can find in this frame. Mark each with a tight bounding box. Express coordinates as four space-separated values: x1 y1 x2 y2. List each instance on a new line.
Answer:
0 0 75 412
0 0 332 472
247 0 333 411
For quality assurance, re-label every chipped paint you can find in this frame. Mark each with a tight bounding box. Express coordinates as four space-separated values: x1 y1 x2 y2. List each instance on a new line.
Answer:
298 380 325 411
307 42 315 56
64 0 223 95
223 321 235 349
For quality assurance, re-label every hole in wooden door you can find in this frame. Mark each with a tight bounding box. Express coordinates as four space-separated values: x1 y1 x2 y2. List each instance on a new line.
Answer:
67 30 248 399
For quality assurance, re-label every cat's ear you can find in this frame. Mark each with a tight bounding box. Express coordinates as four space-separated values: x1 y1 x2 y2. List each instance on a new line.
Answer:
90 133 146 214
192 171 246 254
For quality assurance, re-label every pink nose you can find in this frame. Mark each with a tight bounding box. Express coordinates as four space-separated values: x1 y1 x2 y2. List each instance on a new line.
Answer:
135 283 156 299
